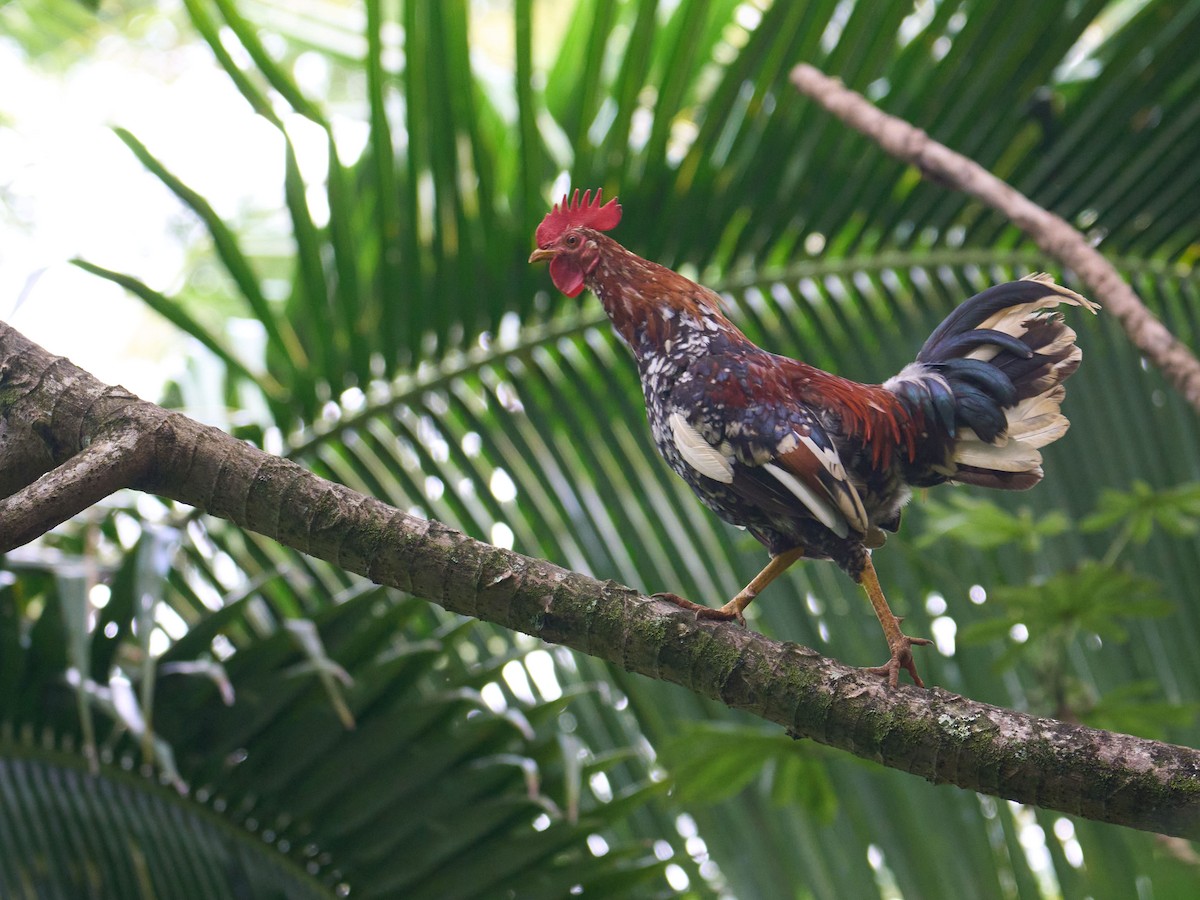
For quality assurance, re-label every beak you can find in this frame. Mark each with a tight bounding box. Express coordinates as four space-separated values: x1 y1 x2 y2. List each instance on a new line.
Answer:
528 247 554 264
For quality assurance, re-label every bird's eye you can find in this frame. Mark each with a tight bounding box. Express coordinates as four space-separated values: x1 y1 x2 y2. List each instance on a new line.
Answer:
565 234 579 247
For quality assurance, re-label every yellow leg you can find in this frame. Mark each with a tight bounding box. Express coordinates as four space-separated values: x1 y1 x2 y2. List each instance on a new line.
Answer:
859 555 932 688
654 547 804 625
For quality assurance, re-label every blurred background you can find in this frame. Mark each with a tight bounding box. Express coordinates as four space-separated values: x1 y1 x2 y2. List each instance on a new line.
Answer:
2 1 1199 897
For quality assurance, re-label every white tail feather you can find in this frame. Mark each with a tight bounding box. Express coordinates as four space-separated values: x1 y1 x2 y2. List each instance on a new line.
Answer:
954 387 1069 471
1004 387 1070 449
954 428 1044 472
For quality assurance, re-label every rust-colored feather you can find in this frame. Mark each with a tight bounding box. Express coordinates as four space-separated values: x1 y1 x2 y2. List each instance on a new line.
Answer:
773 359 919 469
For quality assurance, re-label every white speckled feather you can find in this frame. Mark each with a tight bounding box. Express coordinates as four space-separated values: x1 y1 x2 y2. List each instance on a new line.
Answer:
669 412 734 483
762 463 850 538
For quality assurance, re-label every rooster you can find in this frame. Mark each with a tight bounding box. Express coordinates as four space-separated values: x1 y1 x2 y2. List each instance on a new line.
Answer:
529 189 1097 687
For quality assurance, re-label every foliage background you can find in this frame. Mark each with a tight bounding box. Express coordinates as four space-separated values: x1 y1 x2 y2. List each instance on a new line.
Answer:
2 0 1200 897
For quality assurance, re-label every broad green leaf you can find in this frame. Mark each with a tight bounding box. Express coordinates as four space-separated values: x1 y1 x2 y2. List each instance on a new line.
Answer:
960 561 1172 648
1082 681 1200 741
1083 479 1200 543
916 493 1072 553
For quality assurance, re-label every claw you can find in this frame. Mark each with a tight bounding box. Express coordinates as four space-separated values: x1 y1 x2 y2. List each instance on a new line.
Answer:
865 633 934 688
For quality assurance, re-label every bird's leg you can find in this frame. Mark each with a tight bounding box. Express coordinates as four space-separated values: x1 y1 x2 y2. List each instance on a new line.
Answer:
858 555 932 688
654 547 804 626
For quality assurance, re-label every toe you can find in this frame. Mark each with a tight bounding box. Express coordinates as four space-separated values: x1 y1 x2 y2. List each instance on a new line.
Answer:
651 591 687 604
653 593 743 623
695 606 744 625
865 658 900 688
866 634 929 688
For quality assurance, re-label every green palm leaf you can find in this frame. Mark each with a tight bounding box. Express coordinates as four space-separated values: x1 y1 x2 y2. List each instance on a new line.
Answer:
0 749 332 899
1 528 673 897
17 0 1200 897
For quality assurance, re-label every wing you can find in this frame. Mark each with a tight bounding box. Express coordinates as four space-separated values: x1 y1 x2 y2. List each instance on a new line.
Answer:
771 426 869 537
667 403 869 540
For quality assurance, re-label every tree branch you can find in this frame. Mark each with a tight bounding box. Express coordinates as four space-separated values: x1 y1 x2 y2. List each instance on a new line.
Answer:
790 62 1200 415
2 318 1198 839
0 431 149 549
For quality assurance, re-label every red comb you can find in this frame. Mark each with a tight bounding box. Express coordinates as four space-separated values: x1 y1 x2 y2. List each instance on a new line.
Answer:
535 189 622 246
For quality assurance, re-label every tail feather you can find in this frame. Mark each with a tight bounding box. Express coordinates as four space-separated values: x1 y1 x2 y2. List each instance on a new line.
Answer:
938 357 1018 406
1005 387 1070 448
953 431 1045 473
886 274 1098 491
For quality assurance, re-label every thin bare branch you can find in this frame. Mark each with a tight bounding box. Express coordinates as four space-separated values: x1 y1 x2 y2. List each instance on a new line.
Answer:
790 62 1200 415
0 431 147 551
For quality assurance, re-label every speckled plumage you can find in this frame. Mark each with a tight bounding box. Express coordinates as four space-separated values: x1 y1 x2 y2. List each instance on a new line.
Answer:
530 191 1097 686
585 237 919 577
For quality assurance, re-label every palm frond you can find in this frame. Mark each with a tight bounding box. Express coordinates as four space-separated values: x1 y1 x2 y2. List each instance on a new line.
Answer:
30 1 1200 897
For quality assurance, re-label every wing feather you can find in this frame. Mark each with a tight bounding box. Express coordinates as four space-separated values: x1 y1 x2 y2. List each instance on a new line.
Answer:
762 462 849 537
669 412 734 483
775 436 869 536
666 355 872 541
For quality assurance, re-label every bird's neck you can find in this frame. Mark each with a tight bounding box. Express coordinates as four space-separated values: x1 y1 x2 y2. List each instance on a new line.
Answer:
585 242 746 366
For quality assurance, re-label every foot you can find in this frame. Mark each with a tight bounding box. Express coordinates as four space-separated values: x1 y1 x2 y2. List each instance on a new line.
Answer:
865 624 933 688
652 592 746 626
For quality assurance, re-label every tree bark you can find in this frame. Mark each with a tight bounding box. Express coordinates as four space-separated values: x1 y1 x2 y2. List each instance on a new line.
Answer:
3 319 1198 840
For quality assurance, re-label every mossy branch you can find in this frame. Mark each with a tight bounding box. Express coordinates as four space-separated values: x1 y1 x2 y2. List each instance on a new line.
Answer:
3 318 1198 839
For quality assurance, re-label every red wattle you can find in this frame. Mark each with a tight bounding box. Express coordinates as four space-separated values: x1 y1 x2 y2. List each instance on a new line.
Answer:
549 256 585 297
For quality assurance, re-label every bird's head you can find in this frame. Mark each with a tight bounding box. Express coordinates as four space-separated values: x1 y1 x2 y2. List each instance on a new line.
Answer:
528 189 622 297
